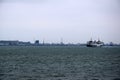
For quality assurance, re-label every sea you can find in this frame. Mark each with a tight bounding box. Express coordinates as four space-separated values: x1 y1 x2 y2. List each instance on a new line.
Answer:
0 46 120 80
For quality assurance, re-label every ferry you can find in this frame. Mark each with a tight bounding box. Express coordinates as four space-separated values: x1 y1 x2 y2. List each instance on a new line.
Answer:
87 39 104 47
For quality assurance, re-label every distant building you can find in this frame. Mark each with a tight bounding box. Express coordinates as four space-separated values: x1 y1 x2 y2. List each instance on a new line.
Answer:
35 40 39 45
0 40 19 46
0 40 31 46
109 42 114 46
18 41 31 46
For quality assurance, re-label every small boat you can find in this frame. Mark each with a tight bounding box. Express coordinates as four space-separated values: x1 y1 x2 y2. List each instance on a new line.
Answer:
86 39 104 47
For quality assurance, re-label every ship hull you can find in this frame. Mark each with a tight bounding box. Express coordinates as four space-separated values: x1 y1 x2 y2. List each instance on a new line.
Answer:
87 44 103 47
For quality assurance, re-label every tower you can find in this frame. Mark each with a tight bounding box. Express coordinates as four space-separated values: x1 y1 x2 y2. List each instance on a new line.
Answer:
60 38 64 45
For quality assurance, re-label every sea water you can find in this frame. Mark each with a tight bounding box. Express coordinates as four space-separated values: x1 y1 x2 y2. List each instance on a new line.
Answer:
0 46 120 80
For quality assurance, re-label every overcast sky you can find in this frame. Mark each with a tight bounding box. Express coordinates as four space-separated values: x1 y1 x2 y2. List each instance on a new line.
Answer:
0 0 120 43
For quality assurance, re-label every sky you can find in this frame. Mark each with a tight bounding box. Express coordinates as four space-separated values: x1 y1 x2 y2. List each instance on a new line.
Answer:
0 0 120 44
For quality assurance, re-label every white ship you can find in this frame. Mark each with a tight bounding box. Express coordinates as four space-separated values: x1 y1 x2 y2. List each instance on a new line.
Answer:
87 39 104 47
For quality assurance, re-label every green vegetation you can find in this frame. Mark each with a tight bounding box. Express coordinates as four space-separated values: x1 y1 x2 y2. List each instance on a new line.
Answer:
0 46 120 80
